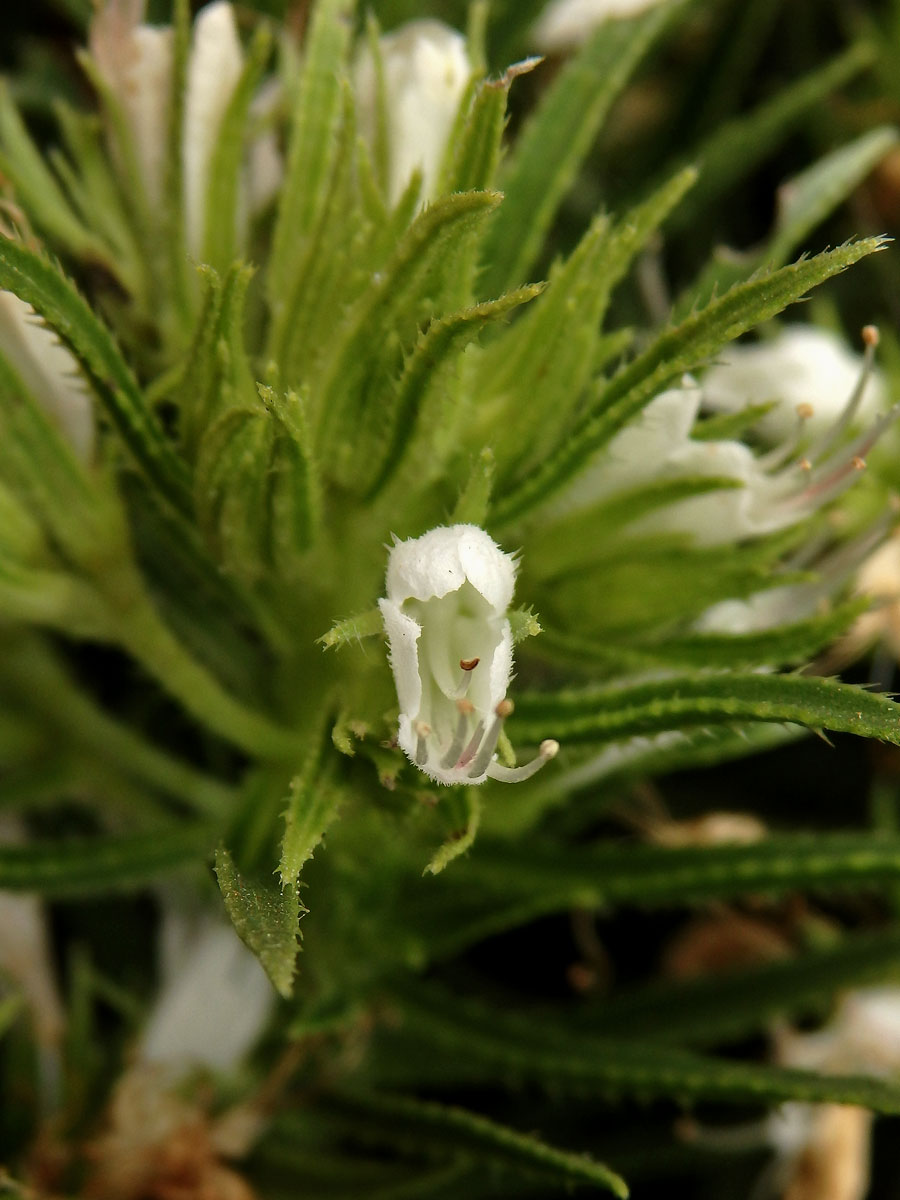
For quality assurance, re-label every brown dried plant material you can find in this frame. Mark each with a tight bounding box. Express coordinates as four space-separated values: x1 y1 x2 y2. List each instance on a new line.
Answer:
779 1104 872 1200
83 1069 257 1200
662 910 792 980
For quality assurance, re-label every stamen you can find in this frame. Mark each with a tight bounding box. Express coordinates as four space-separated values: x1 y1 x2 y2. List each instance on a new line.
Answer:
486 739 560 783
414 720 431 766
756 404 813 472
440 699 474 769
454 656 480 697
457 719 485 768
785 406 900 512
466 699 514 779
805 324 880 463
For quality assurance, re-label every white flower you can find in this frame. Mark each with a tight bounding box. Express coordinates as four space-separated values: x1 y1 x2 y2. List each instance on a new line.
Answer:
562 330 892 552
91 1 276 257
182 1 245 255
0 820 64 1052
379 524 557 785
762 986 900 1200
139 908 273 1075
0 290 94 460
702 325 885 445
532 0 668 53
355 21 471 208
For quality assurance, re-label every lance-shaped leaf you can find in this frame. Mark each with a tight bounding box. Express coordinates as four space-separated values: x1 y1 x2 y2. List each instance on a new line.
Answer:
371 982 900 1112
0 82 107 264
491 238 886 524
480 0 689 295
476 168 697 476
509 671 900 747
581 926 900 1049
202 25 273 272
365 285 541 498
314 190 501 485
324 1089 629 1196
0 824 214 897
534 598 869 673
397 833 900 961
216 845 304 998
268 0 354 309
663 43 875 235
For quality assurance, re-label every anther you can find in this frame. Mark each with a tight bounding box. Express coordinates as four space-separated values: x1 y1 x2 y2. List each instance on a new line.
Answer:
796 403 814 420
853 456 866 470
863 324 880 349
486 738 560 783
454 656 481 698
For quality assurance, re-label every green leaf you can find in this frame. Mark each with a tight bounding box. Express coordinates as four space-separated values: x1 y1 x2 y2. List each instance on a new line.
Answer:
480 0 689 294
0 824 213 897
315 190 503 485
442 832 900 925
478 168 696 475
319 608 384 650
451 449 495 526
327 1090 629 1197
0 239 192 512
768 125 900 265
678 128 900 317
195 405 273 582
374 982 900 1113
583 925 900 1049
491 238 886 524
664 42 875 235
0 82 106 263
425 788 482 876
536 599 869 672
279 742 341 888
439 59 540 197
510 670 900 747
216 845 303 998
202 25 273 271
366 285 541 497
268 0 354 309
260 385 322 563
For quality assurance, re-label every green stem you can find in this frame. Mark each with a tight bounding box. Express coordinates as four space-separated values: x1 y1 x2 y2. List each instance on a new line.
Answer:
118 596 304 762
3 642 235 816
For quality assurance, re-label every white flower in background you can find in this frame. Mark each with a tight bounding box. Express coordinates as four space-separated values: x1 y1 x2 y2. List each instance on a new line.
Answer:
139 908 274 1075
0 290 94 460
563 372 890 550
532 0 668 53
702 325 885 444
379 524 558 785
0 817 65 1110
91 0 278 256
763 986 900 1200
355 21 471 208
182 1 245 255
0 819 65 1052
84 908 272 1199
